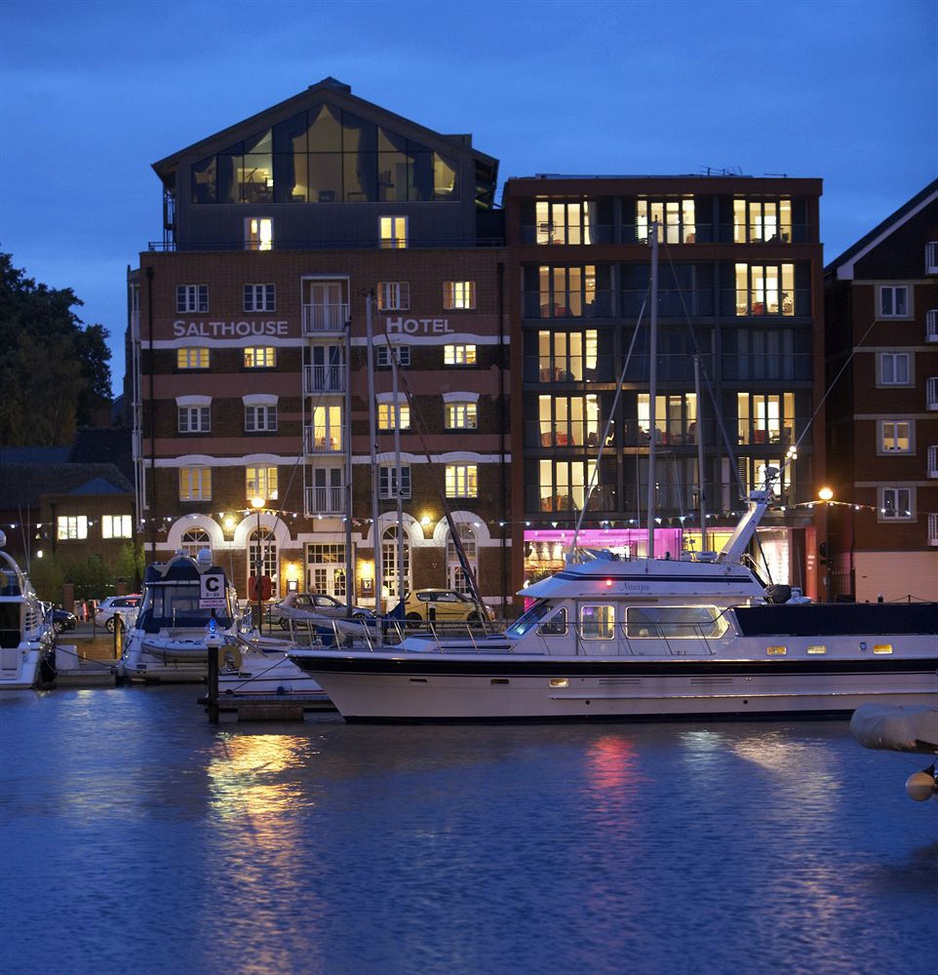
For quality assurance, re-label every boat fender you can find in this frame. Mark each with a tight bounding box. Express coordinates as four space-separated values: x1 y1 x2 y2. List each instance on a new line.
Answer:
765 584 792 604
905 768 938 802
218 645 242 671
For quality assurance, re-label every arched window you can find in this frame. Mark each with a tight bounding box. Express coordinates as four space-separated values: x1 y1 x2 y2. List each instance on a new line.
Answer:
181 528 211 559
446 524 478 594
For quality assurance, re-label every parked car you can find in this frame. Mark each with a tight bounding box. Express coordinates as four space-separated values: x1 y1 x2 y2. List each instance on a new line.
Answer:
94 595 141 632
401 589 495 625
51 607 78 633
266 593 374 630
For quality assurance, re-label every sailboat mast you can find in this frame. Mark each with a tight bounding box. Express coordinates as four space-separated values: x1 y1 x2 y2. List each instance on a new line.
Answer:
694 353 707 552
366 293 383 613
645 223 659 557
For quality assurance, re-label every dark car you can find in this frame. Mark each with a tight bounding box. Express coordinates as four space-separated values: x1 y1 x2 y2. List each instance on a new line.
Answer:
51 607 78 633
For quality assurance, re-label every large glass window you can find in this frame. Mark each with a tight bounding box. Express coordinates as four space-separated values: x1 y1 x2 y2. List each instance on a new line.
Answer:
445 464 478 498
637 197 696 244
380 216 407 249
733 198 792 243
535 201 594 245
245 217 273 251
539 266 595 317
737 393 795 445
537 330 598 381
179 467 212 502
246 466 278 501
538 394 600 446
538 459 596 512
638 393 697 444
735 264 795 316
310 405 343 449
102 515 133 539
56 516 88 541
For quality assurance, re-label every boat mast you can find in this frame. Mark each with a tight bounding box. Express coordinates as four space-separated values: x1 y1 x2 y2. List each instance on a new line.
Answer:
366 293 383 615
694 354 707 552
645 223 659 557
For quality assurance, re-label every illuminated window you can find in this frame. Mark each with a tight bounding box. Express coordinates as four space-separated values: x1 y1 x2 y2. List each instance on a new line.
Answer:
538 458 596 512
102 515 133 539
309 405 343 450
444 344 476 366
880 420 912 453
737 392 795 446
176 285 208 313
243 284 276 312
244 347 276 368
445 401 478 429
181 528 211 558
245 217 273 251
539 394 600 446
377 282 410 311
380 215 407 249
443 281 476 310
638 393 697 445
879 285 910 318
56 516 88 541
733 198 792 243
535 201 594 244
579 604 615 640
177 347 209 369
637 197 696 244
179 467 212 501
735 263 795 316
377 401 410 430
537 329 597 381
246 466 278 501
445 464 477 498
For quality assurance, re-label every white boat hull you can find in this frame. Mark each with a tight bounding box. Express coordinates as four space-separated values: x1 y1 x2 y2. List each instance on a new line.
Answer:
0 645 48 690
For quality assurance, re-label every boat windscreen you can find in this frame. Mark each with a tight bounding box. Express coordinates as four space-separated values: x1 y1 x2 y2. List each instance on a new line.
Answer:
506 600 554 638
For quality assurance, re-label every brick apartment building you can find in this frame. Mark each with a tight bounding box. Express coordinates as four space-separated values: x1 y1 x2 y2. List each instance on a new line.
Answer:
824 177 938 601
128 78 832 612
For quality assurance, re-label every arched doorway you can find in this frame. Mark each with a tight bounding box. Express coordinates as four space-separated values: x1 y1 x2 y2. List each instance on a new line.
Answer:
446 522 478 593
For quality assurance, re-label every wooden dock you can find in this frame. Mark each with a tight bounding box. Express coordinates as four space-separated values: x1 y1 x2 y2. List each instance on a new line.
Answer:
199 691 337 723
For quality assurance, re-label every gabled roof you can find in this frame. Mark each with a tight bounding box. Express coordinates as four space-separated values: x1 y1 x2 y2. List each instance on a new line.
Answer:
825 176 938 280
152 76 498 188
0 463 133 508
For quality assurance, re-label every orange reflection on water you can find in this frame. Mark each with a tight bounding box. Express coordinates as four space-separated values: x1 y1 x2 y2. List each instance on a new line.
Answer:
586 734 639 791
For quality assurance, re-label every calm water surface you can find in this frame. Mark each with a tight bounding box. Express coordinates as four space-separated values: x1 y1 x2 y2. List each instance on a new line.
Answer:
1 686 935 975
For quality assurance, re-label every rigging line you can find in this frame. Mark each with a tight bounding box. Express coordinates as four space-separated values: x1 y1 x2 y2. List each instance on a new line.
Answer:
573 293 649 549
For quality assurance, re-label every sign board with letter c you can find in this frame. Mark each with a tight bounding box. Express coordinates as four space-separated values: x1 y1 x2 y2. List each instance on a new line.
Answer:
200 571 226 609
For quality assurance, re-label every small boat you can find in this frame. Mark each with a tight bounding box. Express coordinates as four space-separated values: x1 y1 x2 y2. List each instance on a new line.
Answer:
216 633 329 699
0 530 56 689
287 487 938 723
850 703 938 804
121 549 263 683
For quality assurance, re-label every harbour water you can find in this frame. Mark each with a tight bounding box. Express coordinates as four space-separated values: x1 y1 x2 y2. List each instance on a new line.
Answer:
1 686 935 975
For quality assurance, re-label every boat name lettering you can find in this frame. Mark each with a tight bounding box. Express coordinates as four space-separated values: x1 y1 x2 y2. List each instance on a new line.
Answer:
172 320 289 338
621 582 653 593
385 317 453 335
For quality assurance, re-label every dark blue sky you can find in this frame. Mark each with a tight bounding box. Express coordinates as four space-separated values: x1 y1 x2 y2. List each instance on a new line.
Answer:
1 0 935 394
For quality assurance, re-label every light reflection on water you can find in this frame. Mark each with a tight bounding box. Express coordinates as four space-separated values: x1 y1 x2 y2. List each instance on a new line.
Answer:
1 687 936 975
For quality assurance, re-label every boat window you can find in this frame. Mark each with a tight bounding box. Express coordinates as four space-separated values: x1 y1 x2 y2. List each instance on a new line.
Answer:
625 606 726 639
537 607 567 636
579 604 616 640
506 600 554 637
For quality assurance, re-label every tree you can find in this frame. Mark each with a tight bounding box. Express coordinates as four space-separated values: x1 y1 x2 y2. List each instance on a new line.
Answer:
0 251 113 446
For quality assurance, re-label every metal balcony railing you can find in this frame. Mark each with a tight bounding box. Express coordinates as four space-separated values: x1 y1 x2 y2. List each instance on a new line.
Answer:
303 364 345 394
305 485 346 516
302 302 349 335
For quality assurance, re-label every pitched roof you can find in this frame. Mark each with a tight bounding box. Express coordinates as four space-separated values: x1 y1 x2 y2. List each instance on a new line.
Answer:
0 463 133 508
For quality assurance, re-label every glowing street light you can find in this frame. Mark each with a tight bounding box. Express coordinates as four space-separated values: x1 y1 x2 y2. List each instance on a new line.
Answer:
251 496 265 633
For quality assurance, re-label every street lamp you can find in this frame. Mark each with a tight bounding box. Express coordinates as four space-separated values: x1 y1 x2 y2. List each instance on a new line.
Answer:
251 496 265 633
817 487 833 602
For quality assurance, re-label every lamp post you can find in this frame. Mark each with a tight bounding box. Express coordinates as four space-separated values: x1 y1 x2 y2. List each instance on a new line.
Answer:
251 496 265 633
817 487 833 603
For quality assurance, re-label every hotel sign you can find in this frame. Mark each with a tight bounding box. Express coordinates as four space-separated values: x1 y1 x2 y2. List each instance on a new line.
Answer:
384 317 454 335
173 320 289 338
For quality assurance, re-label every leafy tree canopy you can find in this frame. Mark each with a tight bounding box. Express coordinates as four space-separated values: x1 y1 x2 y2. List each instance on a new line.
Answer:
0 250 113 446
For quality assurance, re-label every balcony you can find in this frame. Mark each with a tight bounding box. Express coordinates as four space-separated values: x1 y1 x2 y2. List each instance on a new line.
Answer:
302 302 349 335
304 426 343 454
928 378 938 411
305 484 346 516
926 309 938 342
304 364 345 394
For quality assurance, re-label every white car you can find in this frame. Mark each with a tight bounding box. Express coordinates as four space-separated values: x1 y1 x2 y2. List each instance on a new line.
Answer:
94 595 141 632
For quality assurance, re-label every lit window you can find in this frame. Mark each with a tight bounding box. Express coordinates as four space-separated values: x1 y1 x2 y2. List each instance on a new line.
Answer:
735 264 795 316
178 405 211 433
445 464 477 498
880 420 912 453
56 516 88 541
179 467 212 502
102 515 133 539
879 285 910 319
377 282 410 310
245 217 273 251
535 201 594 245
445 402 478 429
881 486 912 520
309 405 343 451
580 604 616 640
176 285 208 313
380 216 407 249
177 347 210 369
443 281 476 310
245 404 278 432
637 198 697 244
244 284 276 312
879 352 911 385
246 466 278 501
443 344 476 366
379 465 411 499
378 402 410 430
733 198 792 243
244 347 277 368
